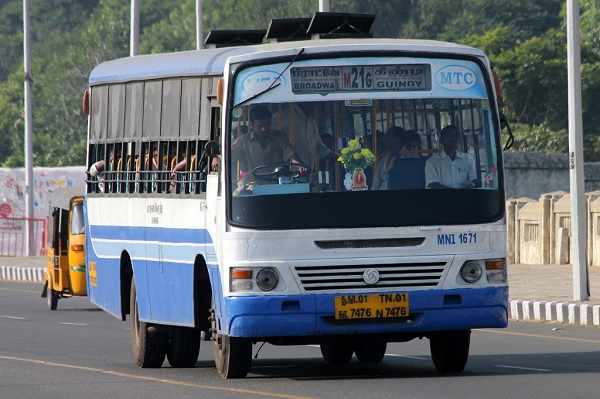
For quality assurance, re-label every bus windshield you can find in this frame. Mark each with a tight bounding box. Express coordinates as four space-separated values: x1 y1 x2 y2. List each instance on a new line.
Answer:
227 56 503 229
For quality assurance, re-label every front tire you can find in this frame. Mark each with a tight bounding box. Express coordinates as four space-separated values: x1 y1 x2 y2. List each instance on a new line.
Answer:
130 280 167 368
167 326 201 368
429 330 471 372
211 304 252 378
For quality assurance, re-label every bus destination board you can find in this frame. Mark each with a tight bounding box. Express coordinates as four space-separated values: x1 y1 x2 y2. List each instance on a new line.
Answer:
290 64 431 94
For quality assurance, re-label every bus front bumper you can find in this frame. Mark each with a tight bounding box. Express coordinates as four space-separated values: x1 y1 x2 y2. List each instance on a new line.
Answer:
221 287 508 338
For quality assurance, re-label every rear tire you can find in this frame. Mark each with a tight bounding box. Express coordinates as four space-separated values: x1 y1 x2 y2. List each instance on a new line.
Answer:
430 330 471 372
320 343 354 364
167 326 201 368
354 341 387 363
130 280 167 368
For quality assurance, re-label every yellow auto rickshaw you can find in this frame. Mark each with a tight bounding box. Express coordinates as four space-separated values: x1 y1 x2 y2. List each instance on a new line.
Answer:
42 187 87 310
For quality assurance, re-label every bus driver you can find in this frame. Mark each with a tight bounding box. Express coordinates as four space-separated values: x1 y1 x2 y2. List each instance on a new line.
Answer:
231 104 306 176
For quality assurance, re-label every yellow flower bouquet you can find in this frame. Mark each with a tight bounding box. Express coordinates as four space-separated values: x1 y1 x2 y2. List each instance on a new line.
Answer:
337 139 376 172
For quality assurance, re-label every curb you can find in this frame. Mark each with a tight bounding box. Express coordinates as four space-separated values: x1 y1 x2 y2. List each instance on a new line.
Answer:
509 299 600 327
0 266 45 283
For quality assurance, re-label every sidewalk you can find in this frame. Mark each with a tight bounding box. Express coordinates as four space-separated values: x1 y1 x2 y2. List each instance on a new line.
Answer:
2 256 600 326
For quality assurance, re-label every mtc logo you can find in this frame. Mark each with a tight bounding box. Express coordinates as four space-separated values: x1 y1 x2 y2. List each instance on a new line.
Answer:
435 65 477 90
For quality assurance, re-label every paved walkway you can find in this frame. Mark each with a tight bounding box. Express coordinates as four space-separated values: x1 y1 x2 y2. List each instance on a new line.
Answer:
2 256 600 326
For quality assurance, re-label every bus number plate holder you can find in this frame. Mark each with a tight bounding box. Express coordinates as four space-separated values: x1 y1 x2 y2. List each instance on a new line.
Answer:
334 293 409 320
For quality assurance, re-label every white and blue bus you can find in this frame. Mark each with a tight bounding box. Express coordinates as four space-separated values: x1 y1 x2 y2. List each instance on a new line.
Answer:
85 13 509 379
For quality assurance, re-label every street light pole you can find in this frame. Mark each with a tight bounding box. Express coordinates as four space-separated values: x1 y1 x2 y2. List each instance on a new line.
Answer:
319 0 330 12
130 0 139 56
23 0 35 256
566 0 589 300
196 0 203 50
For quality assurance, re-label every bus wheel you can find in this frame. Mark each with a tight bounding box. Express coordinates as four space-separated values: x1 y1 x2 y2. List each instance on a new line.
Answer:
47 281 58 311
211 306 251 378
130 280 167 368
213 333 252 379
320 343 353 364
354 341 387 363
429 330 471 372
167 326 201 368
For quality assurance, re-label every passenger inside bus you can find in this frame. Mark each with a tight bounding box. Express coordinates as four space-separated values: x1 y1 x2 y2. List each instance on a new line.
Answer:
425 125 477 189
89 144 120 193
372 126 405 190
373 127 424 190
272 103 336 182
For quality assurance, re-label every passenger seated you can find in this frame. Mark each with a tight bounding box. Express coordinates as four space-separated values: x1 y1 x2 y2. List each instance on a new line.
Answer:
373 128 424 190
425 125 477 189
388 130 426 190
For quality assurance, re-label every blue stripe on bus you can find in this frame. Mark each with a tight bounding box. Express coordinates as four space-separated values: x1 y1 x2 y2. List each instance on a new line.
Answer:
88 225 217 264
90 225 213 244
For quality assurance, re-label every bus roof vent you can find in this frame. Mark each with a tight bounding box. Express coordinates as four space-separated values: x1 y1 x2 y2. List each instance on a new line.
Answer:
204 29 266 48
306 12 375 39
266 18 312 42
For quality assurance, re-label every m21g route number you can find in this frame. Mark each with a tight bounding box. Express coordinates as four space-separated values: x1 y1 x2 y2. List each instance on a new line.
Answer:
334 293 409 320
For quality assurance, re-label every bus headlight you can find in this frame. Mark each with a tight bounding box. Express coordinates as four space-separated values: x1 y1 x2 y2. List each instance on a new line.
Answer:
460 261 483 283
256 268 278 291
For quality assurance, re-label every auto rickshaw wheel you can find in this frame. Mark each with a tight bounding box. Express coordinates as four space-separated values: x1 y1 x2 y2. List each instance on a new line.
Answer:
47 280 58 311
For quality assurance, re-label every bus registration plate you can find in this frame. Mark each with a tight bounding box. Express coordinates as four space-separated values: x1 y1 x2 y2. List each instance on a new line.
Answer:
334 293 409 320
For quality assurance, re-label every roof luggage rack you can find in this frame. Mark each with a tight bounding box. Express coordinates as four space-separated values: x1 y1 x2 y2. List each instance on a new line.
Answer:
306 12 375 39
204 12 375 48
266 18 312 42
204 29 266 48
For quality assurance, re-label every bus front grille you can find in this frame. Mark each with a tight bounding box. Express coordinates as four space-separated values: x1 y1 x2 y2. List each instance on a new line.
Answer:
294 262 447 292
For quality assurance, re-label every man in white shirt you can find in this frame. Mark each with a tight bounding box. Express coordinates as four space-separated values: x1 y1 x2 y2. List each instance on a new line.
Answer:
425 125 477 189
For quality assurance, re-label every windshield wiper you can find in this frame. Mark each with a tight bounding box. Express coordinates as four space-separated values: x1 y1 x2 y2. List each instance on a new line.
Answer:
232 48 305 108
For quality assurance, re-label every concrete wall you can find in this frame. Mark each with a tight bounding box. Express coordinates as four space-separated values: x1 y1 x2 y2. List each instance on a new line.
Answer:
504 152 600 200
507 191 600 266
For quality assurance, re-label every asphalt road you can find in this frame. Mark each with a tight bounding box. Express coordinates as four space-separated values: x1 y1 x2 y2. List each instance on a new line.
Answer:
1 280 599 399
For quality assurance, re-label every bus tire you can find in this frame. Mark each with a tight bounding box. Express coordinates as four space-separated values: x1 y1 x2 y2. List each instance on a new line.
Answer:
320 343 353 364
167 326 201 368
130 280 167 368
354 341 387 363
211 303 251 379
47 284 58 311
213 334 252 379
429 330 471 373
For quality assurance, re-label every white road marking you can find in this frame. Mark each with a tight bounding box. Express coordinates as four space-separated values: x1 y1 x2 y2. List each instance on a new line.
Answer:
0 315 26 320
59 322 89 326
496 365 551 372
386 354 428 360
